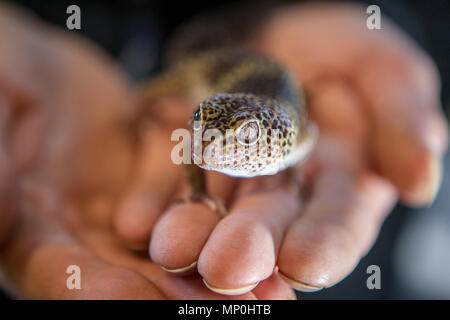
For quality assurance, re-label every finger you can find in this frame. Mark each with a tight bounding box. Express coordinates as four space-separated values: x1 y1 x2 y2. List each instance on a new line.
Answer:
139 267 258 300
23 244 167 299
148 167 237 273
197 177 302 295
310 69 443 208
114 125 181 249
0 182 167 299
115 126 236 251
72 209 257 300
356 44 448 206
0 9 43 172
0 19 41 112
149 202 220 275
277 169 397 291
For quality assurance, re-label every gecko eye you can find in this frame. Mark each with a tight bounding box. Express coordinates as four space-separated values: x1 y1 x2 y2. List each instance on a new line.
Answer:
236 120 261 146
194 110 200 121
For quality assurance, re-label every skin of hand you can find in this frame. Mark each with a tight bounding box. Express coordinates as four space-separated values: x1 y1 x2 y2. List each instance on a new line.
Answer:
0 4 293 299
114 3 449 295
0 2 448 299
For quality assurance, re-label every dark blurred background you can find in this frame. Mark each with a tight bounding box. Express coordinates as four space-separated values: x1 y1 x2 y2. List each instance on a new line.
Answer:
1 0 449 299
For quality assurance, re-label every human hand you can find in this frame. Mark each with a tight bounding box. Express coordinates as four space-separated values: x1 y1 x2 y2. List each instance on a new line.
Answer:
0 3 293 299
114 3 448 295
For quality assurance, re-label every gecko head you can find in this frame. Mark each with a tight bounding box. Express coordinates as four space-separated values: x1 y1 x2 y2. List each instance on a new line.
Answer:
189 93 299 177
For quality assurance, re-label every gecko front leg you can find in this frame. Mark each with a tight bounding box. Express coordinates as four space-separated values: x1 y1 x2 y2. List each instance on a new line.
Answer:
183 163 227 217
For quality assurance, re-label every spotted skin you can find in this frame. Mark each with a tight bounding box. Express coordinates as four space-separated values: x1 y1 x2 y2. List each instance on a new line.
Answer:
192 92 309 177
170 49 316 177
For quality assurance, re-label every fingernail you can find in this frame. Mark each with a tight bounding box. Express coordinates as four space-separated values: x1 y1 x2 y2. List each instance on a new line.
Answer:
278 272 323 293
160 261 197 274
423 154 442 206
202 278 259 296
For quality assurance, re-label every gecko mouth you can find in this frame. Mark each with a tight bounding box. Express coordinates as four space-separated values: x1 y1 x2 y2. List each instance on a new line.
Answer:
192 150 204 166
192 139 230 169
192 142 220 166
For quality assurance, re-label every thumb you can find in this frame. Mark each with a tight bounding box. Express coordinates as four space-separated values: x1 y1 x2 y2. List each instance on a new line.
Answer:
357 49 448 206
